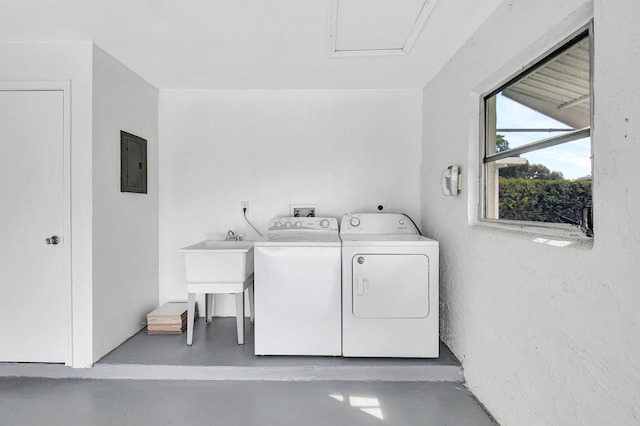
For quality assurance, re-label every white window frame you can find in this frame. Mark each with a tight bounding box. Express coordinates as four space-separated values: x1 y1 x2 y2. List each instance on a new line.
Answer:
479 24 594 238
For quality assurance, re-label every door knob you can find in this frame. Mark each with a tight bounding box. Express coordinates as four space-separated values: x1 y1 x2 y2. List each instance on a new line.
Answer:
45 235 60 245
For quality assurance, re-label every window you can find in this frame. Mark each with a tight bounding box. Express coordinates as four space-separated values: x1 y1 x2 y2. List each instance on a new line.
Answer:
482 27 593 236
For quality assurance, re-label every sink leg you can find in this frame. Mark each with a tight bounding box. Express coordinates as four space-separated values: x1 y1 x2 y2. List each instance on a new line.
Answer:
247 281 254 324
205 293 214 324
235 292 245 345
187 292 196 346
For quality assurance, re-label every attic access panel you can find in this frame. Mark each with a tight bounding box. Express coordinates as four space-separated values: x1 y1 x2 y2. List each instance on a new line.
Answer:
120 131 147 194
329 0 438 56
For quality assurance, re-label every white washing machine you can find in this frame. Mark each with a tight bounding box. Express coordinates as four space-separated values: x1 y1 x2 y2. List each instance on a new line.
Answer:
254 217 342 356
340 213 439 358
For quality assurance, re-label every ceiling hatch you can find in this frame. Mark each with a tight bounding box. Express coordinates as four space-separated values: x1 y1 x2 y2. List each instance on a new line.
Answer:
329 0 438 56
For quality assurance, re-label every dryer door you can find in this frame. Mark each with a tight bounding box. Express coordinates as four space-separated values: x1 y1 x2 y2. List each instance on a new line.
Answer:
352 254 430 319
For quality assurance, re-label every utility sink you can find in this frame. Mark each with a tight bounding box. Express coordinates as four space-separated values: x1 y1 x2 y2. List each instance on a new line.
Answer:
179 240 255 346
179 240 254 283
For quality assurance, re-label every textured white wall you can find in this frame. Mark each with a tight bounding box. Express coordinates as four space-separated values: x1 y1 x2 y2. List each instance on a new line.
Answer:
92 46 159 362
421 0 640 425
159 90 422 315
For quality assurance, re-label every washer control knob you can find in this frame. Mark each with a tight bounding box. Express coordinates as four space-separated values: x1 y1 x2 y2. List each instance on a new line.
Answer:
350 217 360 227
319 219 330 228
295 221 302 227
399 219 405 225
274 221 282 228
284 221 292 228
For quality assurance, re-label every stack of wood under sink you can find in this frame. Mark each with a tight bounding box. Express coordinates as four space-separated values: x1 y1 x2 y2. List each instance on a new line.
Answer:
146 302 196 334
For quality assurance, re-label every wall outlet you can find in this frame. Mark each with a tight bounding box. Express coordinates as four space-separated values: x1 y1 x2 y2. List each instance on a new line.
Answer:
241 201 249 211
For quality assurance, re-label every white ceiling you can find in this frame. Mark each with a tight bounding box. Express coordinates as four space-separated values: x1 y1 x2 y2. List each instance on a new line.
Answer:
0 0 504 90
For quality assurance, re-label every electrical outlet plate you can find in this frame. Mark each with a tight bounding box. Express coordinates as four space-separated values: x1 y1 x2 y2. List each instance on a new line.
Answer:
290 204 317 217
241 201 249 210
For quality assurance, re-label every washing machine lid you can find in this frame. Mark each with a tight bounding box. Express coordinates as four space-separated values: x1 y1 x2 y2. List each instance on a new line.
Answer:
255 232 341 247
340 234 438 247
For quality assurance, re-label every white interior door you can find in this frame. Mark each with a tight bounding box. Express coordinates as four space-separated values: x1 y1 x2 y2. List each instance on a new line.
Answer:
352 254 429 319
0 89 69 363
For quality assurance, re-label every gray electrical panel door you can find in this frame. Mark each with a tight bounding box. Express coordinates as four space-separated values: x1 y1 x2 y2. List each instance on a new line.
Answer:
120 131 147 193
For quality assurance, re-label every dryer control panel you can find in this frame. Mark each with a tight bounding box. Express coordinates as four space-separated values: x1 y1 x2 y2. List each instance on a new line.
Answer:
340 213 418 234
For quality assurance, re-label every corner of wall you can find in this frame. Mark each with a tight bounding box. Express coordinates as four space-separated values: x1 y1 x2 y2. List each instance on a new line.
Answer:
91 46 159 363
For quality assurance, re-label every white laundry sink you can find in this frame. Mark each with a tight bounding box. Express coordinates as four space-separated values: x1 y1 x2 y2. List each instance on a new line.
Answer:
179 240 255 346
179 240 254 283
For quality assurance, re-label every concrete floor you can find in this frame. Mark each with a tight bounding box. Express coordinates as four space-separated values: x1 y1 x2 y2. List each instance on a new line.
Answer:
1 318 498 425
90 318 463 381
100 318 460 367
0 378 497 426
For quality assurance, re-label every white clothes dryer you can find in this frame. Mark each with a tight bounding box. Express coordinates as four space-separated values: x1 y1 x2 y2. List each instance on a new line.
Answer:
254 217 342 356
340 213 439 358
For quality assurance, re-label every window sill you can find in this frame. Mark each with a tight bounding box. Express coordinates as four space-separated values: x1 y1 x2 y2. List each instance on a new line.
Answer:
474 219 594 249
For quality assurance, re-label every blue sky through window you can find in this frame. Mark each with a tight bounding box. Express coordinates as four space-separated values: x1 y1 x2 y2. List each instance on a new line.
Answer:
496 94 591 179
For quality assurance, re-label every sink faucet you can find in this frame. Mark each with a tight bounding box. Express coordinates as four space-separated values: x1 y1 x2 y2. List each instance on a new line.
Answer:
224 230 236 241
